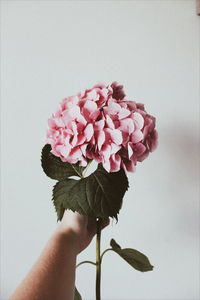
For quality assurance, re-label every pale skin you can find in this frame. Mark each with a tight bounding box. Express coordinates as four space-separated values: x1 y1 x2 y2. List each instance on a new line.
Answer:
9 210 109 300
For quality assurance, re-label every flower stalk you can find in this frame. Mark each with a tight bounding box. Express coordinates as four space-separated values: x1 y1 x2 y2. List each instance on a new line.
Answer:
100 248 113 263
96 218 102 300
76 260 96 268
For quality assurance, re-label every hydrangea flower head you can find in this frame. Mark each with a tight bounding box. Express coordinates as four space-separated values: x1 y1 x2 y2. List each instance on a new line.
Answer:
46 82 158 173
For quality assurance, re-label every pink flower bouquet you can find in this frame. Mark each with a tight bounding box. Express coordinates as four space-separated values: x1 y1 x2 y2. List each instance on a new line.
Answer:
41 82 158 300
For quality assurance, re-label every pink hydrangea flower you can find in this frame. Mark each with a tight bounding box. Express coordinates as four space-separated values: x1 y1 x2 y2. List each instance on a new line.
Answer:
46 82 158 173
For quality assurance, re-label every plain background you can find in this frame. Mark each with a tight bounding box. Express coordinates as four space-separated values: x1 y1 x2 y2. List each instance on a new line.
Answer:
0 1 199 300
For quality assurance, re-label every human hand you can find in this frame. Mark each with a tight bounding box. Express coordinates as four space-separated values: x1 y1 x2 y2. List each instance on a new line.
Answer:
57 210 110 254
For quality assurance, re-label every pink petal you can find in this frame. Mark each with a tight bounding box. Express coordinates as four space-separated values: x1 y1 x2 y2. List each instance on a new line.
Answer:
106 115 115 129
133 143 146 157
126 101 137 111
59 145 71 158
110 143 121 154
79 158 87 167
48 118 55 128
82 101 98 121
77 122 85 133
64 135 71 144
119 101 127 108
94 119 105 131
76 114 87 125
83 100 97 113
48 117 65 129
90 109 100 121
99 87 110 98
90 136 95 145
118 108 130 119
104 101 121 115
54 117 65 128
71 134 78 147
61 96 79 110
46 137 54 144
77 134 86 145
111 82 126 100
92 152 102 163
124 160 136 172
137 150 149 162
70 121 78 135
54 109 63 118
119 118 135 134
100 144 111 161
96 130 105 150
62 106 81 124
50 148 61 158
136 103 145 111
86 89 98 100
110 154 121 172
68 147 82 162
113 120 120 128
80 143 88 156
84 123 94 142
86 147 93 159
128 143 133 159
56 144 71 159
103 160 111 173
150 129 158 152
65 128 73 135
109 129 123 145
131 130 143 143
133 112 144 130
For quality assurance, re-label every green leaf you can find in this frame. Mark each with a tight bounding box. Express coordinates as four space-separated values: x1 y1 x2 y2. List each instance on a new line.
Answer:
53 164 129 220
110 239 154 272
52 185 65 221
41 144 86 180
74 287 82 300
52 179 77 220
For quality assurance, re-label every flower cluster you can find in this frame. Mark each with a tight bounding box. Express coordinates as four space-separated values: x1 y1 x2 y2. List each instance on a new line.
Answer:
46 82 158 173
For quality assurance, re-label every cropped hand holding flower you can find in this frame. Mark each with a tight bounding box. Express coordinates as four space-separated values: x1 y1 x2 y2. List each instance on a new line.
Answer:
41 82 158 300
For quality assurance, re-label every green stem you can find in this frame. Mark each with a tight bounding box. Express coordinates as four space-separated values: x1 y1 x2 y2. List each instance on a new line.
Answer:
76 260 96 268
96 218 102 300
70 164 84 178
100 248 113 263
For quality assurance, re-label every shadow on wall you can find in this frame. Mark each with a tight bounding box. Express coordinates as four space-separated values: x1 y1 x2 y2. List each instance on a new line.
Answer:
159 121 199 238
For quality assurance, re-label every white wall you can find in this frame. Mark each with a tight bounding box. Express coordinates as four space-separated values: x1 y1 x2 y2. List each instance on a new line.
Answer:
1 1 199 299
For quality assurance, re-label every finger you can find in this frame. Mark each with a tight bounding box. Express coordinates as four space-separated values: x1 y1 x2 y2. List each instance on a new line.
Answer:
87 217 97 237
101 217 110 230
63 210 88 229
74 212 90 231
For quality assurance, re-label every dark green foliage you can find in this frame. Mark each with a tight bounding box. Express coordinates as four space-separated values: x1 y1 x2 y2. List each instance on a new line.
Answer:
41 144 86 180
41 144 129 220
74 287 82 300
53 164 129 220
110 239 153 272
